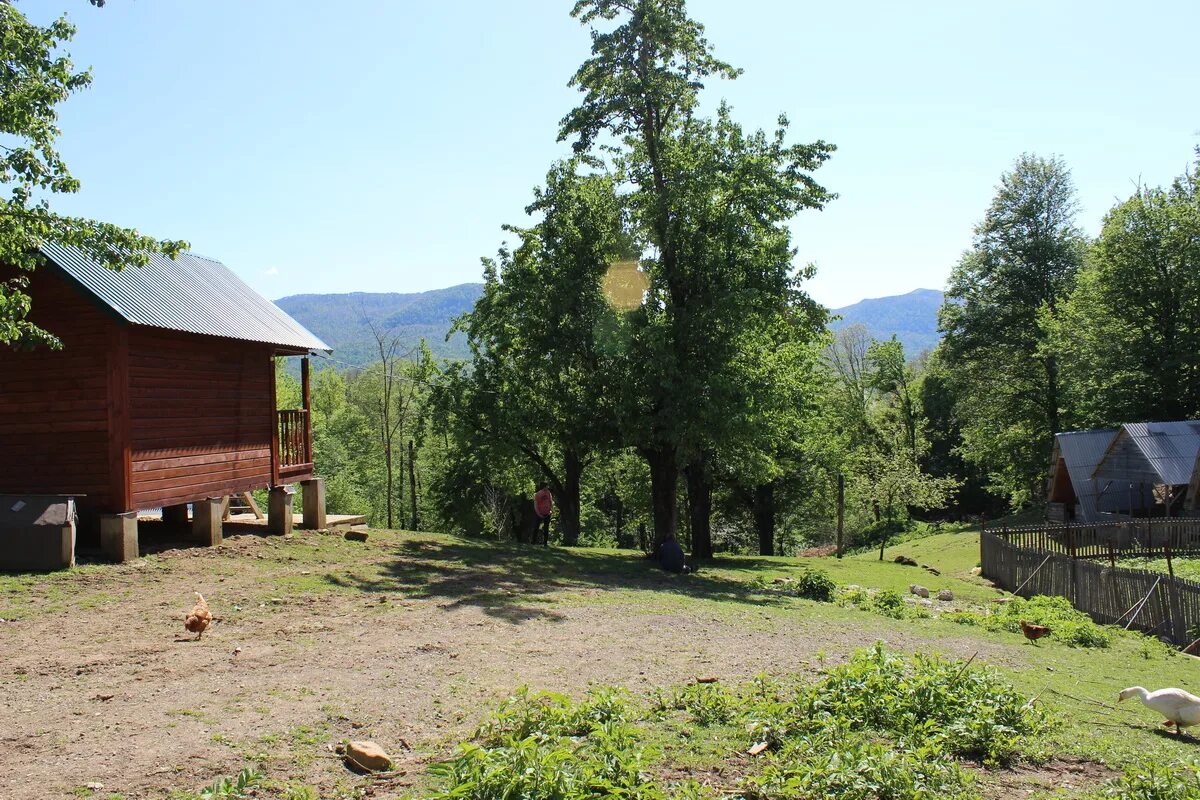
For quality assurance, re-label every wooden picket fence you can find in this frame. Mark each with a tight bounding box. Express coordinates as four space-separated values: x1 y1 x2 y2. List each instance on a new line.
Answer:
986 518 1200 561
980 525 1200 645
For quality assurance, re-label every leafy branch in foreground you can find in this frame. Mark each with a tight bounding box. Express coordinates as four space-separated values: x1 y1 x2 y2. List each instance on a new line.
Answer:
0 4 184 348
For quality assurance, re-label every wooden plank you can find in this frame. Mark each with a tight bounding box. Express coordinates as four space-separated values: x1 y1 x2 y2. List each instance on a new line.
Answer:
132 461 273 494
131 448 272 471
132 476 272 510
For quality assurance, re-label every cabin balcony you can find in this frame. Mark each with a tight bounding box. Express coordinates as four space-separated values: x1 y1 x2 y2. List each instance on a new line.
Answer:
272 354 316 485
276 408 314 483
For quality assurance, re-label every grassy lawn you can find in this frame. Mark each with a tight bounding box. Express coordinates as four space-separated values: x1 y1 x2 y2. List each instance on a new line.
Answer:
1115 554 1200 583
2 527 1200 799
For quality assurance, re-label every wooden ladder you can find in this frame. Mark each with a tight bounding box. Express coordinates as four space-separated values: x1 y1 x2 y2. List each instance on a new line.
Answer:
222 492 265 521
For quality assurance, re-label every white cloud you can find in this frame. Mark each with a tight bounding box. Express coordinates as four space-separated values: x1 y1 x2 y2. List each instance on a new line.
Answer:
263 267 280 277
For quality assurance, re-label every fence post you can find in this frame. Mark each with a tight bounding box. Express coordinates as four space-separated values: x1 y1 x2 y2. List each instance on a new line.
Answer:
1163 536 1187 643
1067 527 1078 606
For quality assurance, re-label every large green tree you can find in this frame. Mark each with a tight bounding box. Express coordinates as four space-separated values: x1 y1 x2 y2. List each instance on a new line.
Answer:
562 0 834 546
1055 152 1200 426
437 160 625 546
0 3 182 347
939 154 1084 505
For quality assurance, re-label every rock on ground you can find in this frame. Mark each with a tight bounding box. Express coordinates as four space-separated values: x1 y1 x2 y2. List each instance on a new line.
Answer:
344 740 392 772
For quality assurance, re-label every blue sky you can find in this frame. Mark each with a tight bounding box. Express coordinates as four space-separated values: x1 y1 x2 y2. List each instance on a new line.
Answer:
26 0 1200 309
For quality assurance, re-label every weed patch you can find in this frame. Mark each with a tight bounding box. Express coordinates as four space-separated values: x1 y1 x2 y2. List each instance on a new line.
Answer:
1091 758 1200 799
838 586 930 620
430 645 1051 800
947 595 1112 648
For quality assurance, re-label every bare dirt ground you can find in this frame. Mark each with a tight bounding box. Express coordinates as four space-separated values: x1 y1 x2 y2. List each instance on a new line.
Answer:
0 528 1107 799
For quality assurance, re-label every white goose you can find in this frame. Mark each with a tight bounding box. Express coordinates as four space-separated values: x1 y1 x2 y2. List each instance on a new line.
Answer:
1119 686 1200 734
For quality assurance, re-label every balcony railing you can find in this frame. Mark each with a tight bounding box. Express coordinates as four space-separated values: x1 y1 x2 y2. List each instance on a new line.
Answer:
277 409 312 480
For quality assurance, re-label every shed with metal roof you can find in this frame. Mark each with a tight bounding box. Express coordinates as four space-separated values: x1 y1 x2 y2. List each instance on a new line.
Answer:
1048 429 1121 522
0 245 330 565
1049 421 1200 522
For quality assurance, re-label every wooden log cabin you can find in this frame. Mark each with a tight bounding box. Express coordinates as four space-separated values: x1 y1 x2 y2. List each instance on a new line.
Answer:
0 242 331 562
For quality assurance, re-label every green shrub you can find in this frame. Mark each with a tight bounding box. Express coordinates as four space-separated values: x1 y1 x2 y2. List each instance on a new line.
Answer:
435 691 656 800
949 595 1112 648
475 687 629 744
743 728 974 800
792 568 837 602
436 645 1051 800
756 643 1048 766
752 569 837 602
839 587 930 620
1096 758 1200 799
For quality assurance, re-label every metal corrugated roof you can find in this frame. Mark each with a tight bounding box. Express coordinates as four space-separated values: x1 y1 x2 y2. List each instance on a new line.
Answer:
1093 421 1200 486
1054 429 1119 522
40 242 330 353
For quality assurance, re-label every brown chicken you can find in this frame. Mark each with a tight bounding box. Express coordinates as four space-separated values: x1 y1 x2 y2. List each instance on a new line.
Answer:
184 592 213 640
1019 619 1052 644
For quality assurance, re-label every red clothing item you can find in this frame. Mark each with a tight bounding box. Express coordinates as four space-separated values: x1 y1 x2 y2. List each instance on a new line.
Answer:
534 488 554 518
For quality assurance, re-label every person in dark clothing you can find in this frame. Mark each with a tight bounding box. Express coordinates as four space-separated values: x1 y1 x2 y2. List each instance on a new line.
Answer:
656 532 690 574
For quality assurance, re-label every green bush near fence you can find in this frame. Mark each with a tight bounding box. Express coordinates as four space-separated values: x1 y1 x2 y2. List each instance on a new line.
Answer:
947 595 1112 648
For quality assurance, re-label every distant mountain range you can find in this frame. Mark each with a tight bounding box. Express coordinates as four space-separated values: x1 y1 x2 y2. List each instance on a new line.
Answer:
828 288 944 356
275 284 484 367
277 284 945 366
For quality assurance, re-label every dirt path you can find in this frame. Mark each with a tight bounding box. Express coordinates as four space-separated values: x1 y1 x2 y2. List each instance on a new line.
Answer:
0 529 1063 799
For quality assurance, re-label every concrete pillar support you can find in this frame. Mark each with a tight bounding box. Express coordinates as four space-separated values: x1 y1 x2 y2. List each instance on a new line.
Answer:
192 497 224 547
301 478 326 530
100 512 139 563
162 503 189 528
268 486 295 536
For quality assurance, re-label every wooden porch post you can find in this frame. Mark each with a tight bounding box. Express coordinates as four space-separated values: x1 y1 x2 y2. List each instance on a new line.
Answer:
269 355 280 487
301 356 312 466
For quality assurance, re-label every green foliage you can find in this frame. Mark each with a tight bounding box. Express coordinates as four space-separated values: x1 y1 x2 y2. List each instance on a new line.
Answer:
743 731 974 800
793 643 1047 766
948 594 1112 648
650 682 737 726
1095 758 1200 799
826 327 958 545
1054 152 1200 427
475 687 631 745
432 689 658 800
434 645 1049 800
170 768 262 800
839 587 930 620
433 159 626 546
0 4 184 348
790 568 838 602
753 568 837 602
561 0 834 548
938 154 1085 506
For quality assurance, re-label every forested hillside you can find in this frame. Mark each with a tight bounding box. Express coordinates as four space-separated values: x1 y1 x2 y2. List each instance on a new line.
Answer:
282 284 944 368
275 284 483 366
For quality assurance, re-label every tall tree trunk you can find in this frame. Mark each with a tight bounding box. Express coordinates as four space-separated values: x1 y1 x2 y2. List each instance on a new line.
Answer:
384 445 394 529
408 439 419 531
559 448 583 547
643 446 678 546
686 457 713 559
753 482 775 556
